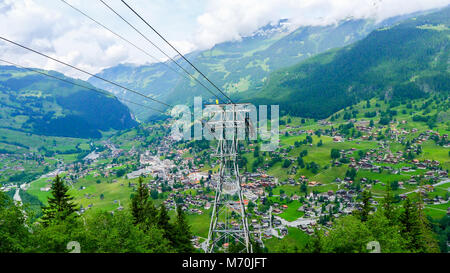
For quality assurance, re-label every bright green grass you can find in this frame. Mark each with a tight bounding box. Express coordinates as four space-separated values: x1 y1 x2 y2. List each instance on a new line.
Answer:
264 227 310 253
0 128 90 153
417 141 450 171
356 170 411 184
66 176 138 212
185 208 212 238
267 162 291 181
278 200 304 221
26 177 53 205
272 185 301 196
371 182 418 196
54 153 79 163
435 181 450 191
283 135 377 168
424 206 448 219
314 183 340 193
311 166 347 184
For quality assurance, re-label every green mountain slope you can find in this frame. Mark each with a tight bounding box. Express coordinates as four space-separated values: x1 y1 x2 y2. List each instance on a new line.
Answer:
0 65 138 138
90 15 423 120
245 7 450 119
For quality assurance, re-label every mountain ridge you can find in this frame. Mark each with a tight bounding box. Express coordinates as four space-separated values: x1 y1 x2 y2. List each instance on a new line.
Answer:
89 12 427 120
0 65 138 138
242 6 450 119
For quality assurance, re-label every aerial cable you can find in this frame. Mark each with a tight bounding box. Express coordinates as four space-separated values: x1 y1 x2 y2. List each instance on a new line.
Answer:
98 0 225 103
0 58 167 114
121 0 234 104
58 0 200 88
0 36 172 109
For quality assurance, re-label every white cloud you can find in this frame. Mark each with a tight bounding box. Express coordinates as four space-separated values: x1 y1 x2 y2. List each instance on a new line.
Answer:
0 0 449 79
0 0 122 79
192 0 450 49
170 40 198 55
0 0 164 79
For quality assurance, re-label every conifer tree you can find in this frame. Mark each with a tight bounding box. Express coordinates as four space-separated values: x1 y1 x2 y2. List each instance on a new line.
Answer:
174 205 195 253
399 196 438 252
415 191 440 252
399 197 422 251
383 183 397 224
358 190 372 222
41 175 77 226
130 177 157 229
305 228 323 253
157 203 176 247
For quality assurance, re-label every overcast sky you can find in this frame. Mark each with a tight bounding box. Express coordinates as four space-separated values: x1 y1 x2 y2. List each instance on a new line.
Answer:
0 0 449 79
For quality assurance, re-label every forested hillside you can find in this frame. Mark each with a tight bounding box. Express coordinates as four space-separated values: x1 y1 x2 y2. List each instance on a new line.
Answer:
244 7 450 119
90 14 422 120
0 65 138 138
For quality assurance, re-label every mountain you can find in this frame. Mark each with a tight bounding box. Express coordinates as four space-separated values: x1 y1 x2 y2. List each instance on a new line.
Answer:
89 13 424 121
88 62 181 121
244 6 450 119
0 65 138 139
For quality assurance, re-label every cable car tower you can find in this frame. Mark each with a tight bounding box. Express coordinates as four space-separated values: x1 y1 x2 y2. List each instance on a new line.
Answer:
204 103 254 253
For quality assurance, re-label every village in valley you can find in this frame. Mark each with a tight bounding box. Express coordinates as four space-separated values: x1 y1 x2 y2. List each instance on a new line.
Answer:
1 97 449 251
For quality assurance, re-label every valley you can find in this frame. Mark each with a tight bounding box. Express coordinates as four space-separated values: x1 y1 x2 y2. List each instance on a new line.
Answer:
0 3 449 254
1 94 448 252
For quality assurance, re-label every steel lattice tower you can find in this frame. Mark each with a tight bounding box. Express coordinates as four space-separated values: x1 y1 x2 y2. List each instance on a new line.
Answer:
205 103 253 253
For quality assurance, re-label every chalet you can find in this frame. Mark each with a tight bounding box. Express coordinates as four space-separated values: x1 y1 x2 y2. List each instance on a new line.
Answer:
416 163 427 170
273 208 282 214
408 179 418 185
401 167 412 172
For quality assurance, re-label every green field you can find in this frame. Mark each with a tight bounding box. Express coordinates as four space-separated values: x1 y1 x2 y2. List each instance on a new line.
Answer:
278 200 304 221
185 208 212 238
26 177 54 205
264 227 310 252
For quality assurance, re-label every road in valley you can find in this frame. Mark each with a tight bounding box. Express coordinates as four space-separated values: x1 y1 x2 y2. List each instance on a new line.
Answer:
404 178 450 195
13 186 21 204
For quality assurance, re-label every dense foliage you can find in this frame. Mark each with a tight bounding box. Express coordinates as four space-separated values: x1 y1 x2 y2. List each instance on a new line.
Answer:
303 188 441 253
0 66 137 138
247 7 450 119
0 176 196 253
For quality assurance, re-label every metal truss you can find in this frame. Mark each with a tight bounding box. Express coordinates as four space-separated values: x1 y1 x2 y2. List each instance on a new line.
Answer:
205 103 253 253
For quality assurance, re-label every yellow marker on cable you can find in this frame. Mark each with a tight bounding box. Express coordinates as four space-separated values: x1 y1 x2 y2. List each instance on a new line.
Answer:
216 99 219 104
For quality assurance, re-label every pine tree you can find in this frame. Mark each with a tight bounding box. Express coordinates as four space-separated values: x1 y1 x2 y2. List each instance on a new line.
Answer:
382 183 397 224
174 205 195 253
415 191 440 252
130 177 157 229
305 228 323 253
300 182 308 196
399 196 438 252
41 175 77 226
399 197 422 251
358 190 372 222
157 203 176 248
